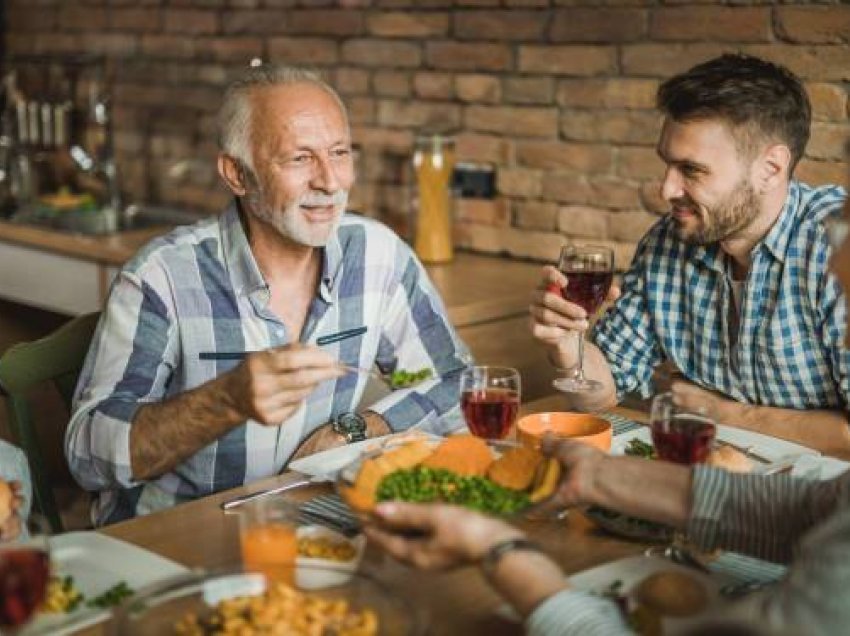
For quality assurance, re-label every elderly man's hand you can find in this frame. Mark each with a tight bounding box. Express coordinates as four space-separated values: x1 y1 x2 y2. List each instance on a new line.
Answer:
529 265 620 367
363 503 524 571
224 344 346 426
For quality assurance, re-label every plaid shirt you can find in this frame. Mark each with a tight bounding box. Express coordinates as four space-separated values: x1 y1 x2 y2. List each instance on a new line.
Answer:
592 181 849 409
66 204 469 525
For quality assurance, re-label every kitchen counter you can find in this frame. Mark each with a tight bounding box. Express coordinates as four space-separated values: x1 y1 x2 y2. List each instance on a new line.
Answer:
0 220 553 399
0 219 167 266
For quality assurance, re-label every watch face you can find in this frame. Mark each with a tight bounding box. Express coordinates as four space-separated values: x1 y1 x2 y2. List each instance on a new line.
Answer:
335 412 366 436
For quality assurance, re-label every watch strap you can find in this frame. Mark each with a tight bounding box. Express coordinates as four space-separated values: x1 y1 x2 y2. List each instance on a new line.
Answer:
480 537 543 578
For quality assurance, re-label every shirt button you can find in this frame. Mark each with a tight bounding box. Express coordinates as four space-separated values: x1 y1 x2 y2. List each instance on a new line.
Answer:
276 329 284 337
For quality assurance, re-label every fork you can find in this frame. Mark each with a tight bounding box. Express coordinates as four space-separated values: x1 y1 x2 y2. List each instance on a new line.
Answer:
340 364 386 383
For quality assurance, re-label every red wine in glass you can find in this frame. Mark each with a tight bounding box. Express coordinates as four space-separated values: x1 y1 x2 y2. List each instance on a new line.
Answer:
561 269 614 315
0 548 50 629
651 414 716 465
461 388 520 439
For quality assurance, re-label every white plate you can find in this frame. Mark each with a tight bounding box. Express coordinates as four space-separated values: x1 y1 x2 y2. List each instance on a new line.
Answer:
612 424 818 464
21 531 187 636
288 430 441 480
499 555 734 633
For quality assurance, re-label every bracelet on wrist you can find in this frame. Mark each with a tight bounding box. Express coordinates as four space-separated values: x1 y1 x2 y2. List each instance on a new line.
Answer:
479 537 544 579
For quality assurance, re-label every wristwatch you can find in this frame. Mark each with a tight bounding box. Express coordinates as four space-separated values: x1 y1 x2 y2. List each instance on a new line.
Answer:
332 412 367 444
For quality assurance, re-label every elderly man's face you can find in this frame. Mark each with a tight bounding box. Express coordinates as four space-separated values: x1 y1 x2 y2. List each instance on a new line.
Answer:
243 83 354 247
657 118 761 245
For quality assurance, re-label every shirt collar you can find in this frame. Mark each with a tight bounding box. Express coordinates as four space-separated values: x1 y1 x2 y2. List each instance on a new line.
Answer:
321 220 344 299
688 180 801 272
220 200 266 297
758 180 800 264
219 199 347 301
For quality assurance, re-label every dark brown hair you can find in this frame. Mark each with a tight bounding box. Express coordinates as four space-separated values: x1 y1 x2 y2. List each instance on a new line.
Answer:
657 54 811 172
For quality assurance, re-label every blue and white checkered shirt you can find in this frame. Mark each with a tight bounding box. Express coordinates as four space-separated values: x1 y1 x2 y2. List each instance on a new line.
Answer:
592 181 849 409
66 204 470 525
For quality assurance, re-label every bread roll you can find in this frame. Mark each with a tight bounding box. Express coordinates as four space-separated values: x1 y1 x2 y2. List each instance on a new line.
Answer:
634 570 708 617
0 480 13 527
705 445 753 473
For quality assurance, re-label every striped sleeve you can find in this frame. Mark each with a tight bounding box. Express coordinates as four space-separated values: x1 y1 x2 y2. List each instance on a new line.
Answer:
687 466 848 563
66 267 176 491
526 588 633 636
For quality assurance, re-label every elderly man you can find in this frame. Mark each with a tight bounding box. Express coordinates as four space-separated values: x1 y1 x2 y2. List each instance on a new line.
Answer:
66 65 469 525
531 54 849 454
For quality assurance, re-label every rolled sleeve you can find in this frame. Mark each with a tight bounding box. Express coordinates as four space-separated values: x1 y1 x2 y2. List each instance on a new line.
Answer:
527 588 632 636
65 268 176 492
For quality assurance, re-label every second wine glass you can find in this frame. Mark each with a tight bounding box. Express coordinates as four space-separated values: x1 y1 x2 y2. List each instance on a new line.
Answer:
460 366 521 439
552 244 614 393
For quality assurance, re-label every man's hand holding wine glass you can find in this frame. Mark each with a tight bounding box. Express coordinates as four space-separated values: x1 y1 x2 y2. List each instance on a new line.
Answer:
530 247 621 409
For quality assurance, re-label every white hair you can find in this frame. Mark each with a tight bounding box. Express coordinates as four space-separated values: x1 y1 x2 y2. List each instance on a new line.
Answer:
217 65 348 172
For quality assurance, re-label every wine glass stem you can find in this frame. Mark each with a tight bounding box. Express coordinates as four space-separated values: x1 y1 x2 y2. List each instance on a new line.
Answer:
575 331 587 382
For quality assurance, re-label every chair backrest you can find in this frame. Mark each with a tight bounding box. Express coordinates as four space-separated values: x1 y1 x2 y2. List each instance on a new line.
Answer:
0 312 100 533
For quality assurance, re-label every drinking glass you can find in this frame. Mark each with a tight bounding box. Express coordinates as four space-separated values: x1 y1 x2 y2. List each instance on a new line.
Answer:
552 245 614 393
646 392 716 561
0 514 51 632
239 498 299 584
460 366 521 439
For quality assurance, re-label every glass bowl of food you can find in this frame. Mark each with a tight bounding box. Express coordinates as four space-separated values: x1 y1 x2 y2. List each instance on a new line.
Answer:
110 564 425 635
336 433 561 517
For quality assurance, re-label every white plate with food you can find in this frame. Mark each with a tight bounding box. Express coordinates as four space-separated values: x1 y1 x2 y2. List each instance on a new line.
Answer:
21 531 187 635
612 424 818 466
499 554 733 634
288 429 441 481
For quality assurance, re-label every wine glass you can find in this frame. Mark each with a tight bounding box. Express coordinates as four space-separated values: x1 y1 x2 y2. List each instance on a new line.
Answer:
646 392 716 561
551 245 614 393
0 514 51 632
460 366 521 439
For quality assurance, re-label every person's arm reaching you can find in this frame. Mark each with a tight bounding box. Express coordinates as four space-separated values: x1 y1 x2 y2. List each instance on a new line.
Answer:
365 503 632 636
542 438 849 563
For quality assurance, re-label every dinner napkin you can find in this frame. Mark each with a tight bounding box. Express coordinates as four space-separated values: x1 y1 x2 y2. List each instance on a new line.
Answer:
600 412 644 437
299 494 361 537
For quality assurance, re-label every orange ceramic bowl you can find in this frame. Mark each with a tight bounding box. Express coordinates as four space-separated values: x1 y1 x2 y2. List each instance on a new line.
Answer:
517 412 612 452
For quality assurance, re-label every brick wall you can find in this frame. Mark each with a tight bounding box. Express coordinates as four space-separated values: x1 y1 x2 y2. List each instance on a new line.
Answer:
6 1 849 269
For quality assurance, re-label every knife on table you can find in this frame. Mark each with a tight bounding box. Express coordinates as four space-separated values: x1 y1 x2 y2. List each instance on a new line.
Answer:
221 475 323 511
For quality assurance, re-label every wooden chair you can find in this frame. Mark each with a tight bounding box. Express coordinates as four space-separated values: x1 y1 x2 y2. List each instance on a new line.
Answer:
0 312 100 532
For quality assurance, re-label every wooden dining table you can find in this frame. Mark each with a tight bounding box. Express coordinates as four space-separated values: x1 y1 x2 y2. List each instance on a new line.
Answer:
77 395 652 635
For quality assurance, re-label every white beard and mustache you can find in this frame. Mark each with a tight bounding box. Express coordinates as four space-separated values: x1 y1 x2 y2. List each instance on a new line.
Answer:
242 169 349 248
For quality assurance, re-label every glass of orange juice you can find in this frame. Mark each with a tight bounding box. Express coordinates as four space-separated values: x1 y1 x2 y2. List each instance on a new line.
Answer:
239 498 299 583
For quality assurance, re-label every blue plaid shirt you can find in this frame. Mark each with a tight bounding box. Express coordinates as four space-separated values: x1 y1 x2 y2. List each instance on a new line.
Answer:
67 204 469 525
592 181 850 409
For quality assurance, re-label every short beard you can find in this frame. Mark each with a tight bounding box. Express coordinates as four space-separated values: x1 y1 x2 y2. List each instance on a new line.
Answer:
676 179 760 245
241 169 346 248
